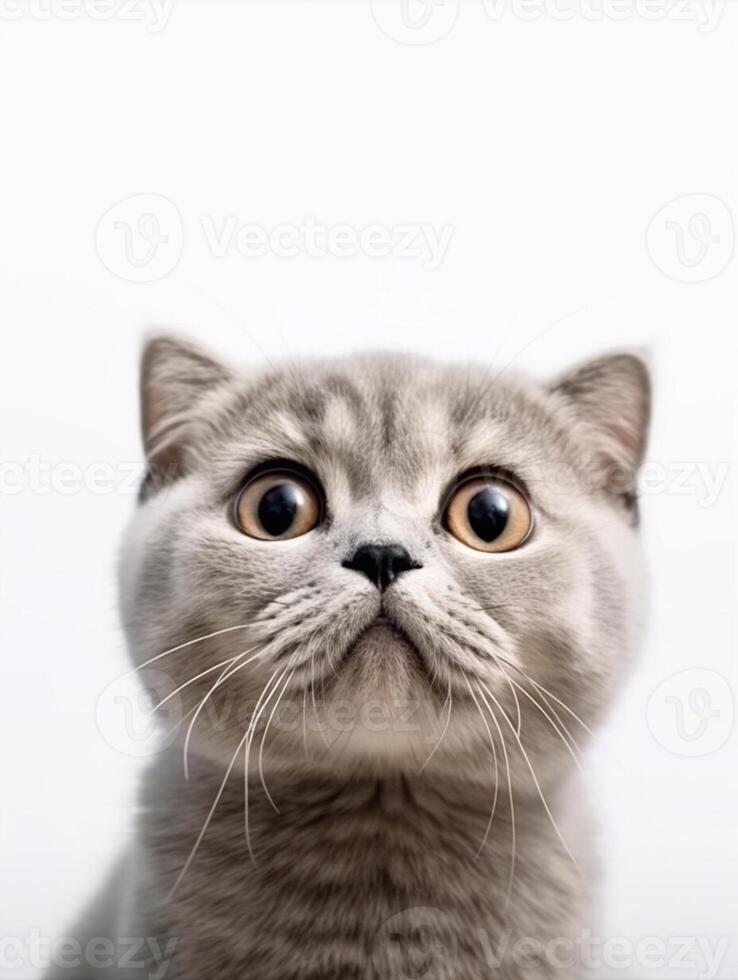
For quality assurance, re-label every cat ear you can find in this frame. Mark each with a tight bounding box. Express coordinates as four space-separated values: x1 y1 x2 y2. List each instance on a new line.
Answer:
140 335 234 483
549 352 651 495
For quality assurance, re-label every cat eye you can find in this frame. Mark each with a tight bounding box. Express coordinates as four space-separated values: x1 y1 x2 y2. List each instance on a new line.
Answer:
444 475 532 553
235 469 322 541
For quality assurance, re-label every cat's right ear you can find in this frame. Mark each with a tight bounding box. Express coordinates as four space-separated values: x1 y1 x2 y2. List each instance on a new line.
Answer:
548 351 651 505
140 335 233 489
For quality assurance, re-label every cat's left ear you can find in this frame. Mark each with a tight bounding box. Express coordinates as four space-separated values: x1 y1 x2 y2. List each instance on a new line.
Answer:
549 352 651 493
140 334 234 486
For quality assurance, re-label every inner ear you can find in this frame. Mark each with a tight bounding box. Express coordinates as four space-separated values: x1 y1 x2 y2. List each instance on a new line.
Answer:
139 335 234 491
549 352 651 502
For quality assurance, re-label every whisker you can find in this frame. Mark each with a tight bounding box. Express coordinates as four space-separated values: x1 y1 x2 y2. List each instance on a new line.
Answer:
150 656 238 713
479 682 580 872
168 687 265 897
474 682 516 908
419 683 453 773
492 654 595 738
509 678 583 773
257 670 294 813
244 667 290 862
463 678 499 857
310 655 329 747
129 623 252 676
486 650 581 762
302 675 310 762
527 678 595 739
527 685 582 754
504 669 522 737
183 646 263 781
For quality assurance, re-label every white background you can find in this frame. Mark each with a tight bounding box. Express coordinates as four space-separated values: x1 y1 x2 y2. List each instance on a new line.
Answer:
1 2 737 977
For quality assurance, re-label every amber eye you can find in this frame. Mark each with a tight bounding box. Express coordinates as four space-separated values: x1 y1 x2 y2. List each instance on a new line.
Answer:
445 476 532 553
235 470 321 541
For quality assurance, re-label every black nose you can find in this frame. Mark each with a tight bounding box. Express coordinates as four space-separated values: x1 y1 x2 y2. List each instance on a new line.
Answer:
342 543 420 591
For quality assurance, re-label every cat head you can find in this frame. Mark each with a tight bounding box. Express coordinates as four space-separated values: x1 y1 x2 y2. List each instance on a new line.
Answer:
119 337 650 783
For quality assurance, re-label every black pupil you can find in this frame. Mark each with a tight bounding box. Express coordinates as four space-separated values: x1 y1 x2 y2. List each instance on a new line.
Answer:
467 487 509 542
258 482 301 537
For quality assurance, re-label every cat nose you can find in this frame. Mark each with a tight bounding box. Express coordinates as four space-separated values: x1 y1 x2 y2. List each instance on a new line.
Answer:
342 543 421 591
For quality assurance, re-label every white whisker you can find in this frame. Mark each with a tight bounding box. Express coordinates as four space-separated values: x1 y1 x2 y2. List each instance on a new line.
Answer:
258 670 294 813
150 656 238 713
168 696 261 897
463 678 499 857
130 623 252 676
302 677 310 761
506 671 522 737
474 682 516 907
243 667 289 862
510 678 584 771
495 655 594 738
310 655 329 747
479 682 579 872
183 646 263 781
419 683 453 773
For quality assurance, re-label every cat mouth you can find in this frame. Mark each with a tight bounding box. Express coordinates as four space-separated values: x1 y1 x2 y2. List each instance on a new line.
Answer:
342 611 429 676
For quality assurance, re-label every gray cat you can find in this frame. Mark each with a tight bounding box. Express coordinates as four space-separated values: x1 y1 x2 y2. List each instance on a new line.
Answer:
53 337 650 979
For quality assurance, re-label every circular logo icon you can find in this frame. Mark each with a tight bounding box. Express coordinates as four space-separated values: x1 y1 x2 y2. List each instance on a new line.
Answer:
370 0 460 46
372 907 457 980
646 194 734 283
95 667 184 757
95 193 184 282
647 668 734 757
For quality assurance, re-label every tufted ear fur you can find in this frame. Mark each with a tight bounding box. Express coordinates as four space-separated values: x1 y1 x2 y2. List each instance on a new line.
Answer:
549 352 651 502
139 335 234 490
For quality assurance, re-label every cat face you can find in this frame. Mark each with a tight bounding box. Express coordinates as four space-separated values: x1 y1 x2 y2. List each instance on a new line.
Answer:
120 339 649 782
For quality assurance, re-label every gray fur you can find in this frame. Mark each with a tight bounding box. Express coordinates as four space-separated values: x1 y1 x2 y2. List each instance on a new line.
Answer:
53 339 650 979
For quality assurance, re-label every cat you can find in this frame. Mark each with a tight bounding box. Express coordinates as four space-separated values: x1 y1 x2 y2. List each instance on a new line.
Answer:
51 336 650 980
